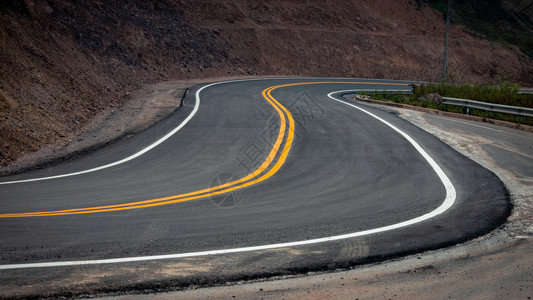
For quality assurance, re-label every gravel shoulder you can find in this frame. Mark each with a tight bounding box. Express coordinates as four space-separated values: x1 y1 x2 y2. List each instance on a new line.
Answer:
121 238 532 300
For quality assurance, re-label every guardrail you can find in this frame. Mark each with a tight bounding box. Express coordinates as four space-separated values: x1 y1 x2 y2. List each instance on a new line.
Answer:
352 89 533 119
441 97 533 118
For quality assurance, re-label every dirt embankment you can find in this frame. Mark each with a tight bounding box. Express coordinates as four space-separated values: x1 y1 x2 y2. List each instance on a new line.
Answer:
1 0 532 170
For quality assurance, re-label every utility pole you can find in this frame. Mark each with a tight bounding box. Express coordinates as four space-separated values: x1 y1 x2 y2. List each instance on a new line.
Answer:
442 0 452 81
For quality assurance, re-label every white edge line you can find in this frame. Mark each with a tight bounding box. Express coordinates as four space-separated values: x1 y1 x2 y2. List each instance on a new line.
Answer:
0 87 456 270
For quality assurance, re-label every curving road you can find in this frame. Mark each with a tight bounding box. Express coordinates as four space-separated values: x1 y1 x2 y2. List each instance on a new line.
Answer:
0 78 510 296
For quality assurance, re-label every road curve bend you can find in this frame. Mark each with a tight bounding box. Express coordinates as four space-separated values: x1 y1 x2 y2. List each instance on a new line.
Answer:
0 78 510 296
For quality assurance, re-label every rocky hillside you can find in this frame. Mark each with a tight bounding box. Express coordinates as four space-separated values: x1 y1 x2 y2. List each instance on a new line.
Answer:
1 0 532 169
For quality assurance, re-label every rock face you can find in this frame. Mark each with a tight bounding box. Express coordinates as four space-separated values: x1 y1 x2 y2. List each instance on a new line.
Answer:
0 0 532 168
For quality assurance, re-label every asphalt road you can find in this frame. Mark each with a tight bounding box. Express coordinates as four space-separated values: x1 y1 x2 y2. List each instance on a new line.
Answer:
0 78 511 298
422 114 533 183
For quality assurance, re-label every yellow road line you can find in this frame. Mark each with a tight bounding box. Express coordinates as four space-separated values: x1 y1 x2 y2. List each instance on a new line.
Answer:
1 81 407 218
1 84 291 217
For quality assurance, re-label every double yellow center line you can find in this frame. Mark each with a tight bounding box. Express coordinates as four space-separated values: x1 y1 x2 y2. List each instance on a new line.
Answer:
1 81 408 218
